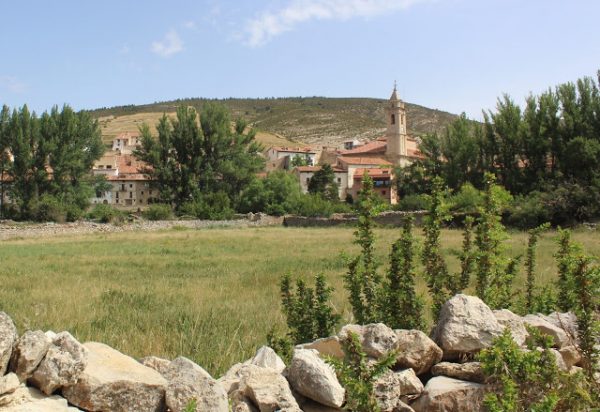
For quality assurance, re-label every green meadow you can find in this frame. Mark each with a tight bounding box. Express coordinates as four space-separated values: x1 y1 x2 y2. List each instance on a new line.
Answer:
0 226 598 376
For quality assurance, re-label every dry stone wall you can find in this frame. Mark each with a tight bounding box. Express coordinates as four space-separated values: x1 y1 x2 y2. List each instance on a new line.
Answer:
0 294 591 411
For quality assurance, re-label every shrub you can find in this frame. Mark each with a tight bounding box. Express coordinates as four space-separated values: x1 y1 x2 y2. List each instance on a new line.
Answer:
88 204 123 223
506 192 551 229
327 331 397 412
448 182 482 214
143 204 173 221
294 194 350 217
32 195 67 222
395 193 430 211
180 192 234 220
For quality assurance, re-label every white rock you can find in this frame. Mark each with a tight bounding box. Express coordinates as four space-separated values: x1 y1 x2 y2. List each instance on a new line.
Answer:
237 364 302 412
430 362 486 383
62 342 166 412
411 376 485 412
541 312 578 343
29 332 88 395
375 368 423 411
522 314 570 348
339 323 398 359
394 329 443 375
250 346 286 373
0 373 20 396
287 349 345 408
431 294 503 357
0 385 82 411
9 330 51 381
296 336 344 359
230 391 259 412
0 312 18 376
493 309 529 347
559 346 582 370
218 363 248 395
163 356 228 412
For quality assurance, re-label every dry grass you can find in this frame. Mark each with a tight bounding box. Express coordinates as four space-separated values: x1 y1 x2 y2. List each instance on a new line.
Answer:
0 226 598 376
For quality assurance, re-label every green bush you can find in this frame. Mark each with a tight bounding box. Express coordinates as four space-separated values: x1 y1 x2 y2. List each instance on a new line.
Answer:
395 193 430 211
294 194 350 217
143 204 173 221
88 204 123 223
448 182 482 214
506 193 551 229
180 192 234 220
32 195 67 222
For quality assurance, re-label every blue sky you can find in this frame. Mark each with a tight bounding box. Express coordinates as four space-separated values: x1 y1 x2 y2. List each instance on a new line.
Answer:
1 0 599 119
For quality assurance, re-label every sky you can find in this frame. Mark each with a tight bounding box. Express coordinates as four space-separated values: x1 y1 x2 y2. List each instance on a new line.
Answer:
1 0 599 119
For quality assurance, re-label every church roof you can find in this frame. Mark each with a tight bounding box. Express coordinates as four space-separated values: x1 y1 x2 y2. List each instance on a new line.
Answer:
338 156 393 166
340 140 387 155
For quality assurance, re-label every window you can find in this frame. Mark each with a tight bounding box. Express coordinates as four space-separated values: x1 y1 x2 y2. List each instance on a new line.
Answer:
391 114 396 125
121 184 125 191
149 190 153 196
129 184 133 188
116 192 119 199
306 178 310 184
141 191 144 195
382 190 386 195
337 178 341 183
130 192 133 198
106 165 111 169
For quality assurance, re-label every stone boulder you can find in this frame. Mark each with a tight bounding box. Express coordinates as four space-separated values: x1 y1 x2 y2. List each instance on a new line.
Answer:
163 356 228 412
374 368 423 411
394 329 443 375
9 330 52 381
296 336 344 359
139 356 172 376
559 346 582 370
0 385 81 411
230 391 259 412
0 312 18 376
522 314 569 348
236 364 302 412
287 349 345 408
431 294 503 358
298 398 343 412
431 362 486 383
493 309 529 347
29 332 88 395
339 323 398 359
218 363 247 395
250 346 286 373
542 312 578 342
411 376 485 412
62 342 167 412
0 373 20 397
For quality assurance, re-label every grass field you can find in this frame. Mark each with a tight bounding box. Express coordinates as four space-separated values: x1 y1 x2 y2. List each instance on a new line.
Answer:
0 226 598 377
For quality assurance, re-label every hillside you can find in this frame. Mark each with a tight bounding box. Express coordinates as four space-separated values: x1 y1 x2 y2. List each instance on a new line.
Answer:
90 97 457 147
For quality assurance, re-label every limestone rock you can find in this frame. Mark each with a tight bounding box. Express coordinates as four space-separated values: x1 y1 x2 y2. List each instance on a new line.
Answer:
62 342 166 412
0 312 18 376
493 309 529 347
559 346 582 370
296 336 344 359
287 349 344 408
375 369 423 411
218 363 248 395
394 329 442 375
541 312 578 342
339 323 398 359
230 391 259 412
545 348 567 371
522 314 569 348
0 373 20 396
431 294 503 358
9 330 52 381
431 362 486 383
163 356 228 412
29 332 88 395
237 364 302 412
299 398 343 412
411 376 485 412
250 346 286 373
139 355 172 376
0 385 82 411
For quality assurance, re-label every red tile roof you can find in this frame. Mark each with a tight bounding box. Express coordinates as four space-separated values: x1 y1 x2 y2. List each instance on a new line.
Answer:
340 140 387 155
353 168 394 179
270 146 317 154
337 156 393 166
295 166 345 173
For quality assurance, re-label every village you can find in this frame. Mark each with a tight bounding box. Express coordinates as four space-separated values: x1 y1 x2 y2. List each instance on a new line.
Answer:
89 85 422 210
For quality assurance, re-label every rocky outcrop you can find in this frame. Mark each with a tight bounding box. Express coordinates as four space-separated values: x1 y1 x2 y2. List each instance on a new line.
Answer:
411 376 485 412
394 329 443 375
9 330 51 382
431 294 504 358
163 356 228 412
431 362 486 383
29 332 88 395
62 342 167 412
287 349 345 408
0 312 18 376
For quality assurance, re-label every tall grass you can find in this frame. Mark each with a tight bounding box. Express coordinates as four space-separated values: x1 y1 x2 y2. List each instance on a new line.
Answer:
0 226 598 376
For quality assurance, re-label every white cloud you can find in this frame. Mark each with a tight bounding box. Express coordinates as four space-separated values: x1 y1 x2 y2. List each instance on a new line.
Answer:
183 21 197 30
245 0 431 47
151 30 184 58
0 76 26 93
119 44 130 55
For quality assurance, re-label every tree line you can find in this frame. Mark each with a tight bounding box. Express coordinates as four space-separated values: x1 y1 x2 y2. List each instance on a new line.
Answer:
397 71 600 227
0 105 105 221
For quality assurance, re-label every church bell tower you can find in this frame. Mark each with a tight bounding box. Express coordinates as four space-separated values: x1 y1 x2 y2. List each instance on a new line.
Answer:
385 82 408 163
